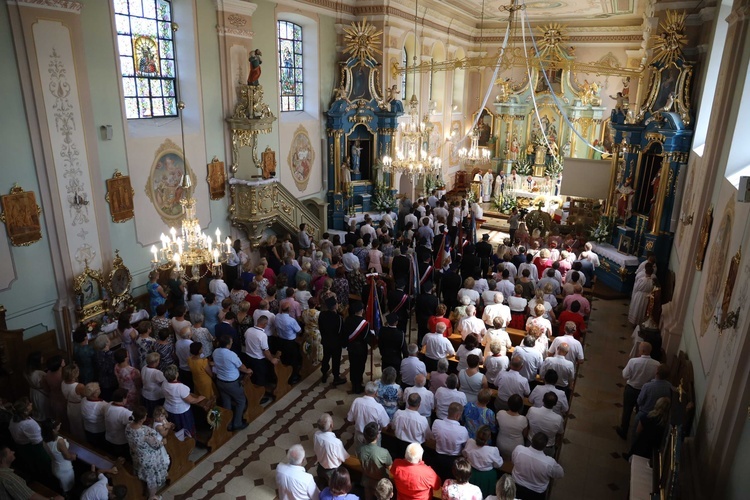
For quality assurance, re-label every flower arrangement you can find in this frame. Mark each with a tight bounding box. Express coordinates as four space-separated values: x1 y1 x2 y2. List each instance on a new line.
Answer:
590 215 613 243
371 182 396 212
545 156 564 177
514 159 533 176
466 189 477 204
207 407 222 430
493 194 518 214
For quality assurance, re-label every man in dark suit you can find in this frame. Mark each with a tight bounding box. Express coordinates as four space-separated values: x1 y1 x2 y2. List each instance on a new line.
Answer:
440 264 462 313
319 297 347 386
343 301 369 394
460 245 481 280
415 281 438 346
215 311 242 357
391 247 411 289
388 285 411 333
378 313 408 375
417 251 434 291
476 233 493 277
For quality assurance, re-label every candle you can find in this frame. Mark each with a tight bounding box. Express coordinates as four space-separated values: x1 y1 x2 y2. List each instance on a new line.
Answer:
215 228 221 241
161 234 167 249
151 245 158 262
225 237 231 253
170 227 176 241
213 248 219 264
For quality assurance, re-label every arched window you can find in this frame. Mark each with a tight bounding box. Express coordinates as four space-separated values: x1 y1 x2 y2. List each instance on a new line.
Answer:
114 0 177 119
278 20 304 112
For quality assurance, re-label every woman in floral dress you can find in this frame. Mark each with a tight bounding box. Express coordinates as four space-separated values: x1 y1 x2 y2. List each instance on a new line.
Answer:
153 328 175 372
135 322 156 370
301 298 322 365
332 267 349 307
126 406 170 500
229 279 248 314
114 348 141 409
375 367 402 420
253 264 270 298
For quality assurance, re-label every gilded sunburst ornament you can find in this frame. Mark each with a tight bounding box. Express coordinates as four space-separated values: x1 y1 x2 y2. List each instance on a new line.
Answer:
536 23 568 61
649 10 688 67
343 17 383 63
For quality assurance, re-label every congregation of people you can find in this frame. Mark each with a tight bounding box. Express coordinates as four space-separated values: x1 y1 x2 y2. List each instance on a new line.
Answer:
0 193 674 500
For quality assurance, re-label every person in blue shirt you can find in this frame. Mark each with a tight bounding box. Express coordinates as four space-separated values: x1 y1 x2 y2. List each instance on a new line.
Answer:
212 335 253 432
274 302 303 385
320 466 359 500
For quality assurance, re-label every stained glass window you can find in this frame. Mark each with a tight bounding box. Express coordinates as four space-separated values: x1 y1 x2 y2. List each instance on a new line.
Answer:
278 20 304 112
114 0 177 119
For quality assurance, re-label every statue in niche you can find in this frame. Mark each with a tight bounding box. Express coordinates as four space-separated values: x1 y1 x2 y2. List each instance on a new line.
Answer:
649 169 662 222
561 140 571 158
340 157 352 192
510 135 520 161
247 49 262 86
617 177 635 220
351 140 362 174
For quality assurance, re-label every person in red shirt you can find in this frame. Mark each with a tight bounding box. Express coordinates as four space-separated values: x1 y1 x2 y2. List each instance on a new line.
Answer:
428 304 453 338
244 281 263 317
556 301 587 340
390 443 441 500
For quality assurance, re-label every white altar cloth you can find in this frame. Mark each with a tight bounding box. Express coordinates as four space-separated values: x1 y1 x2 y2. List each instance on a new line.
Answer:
101 309 150 333
347 211 397 226
591 243 639 267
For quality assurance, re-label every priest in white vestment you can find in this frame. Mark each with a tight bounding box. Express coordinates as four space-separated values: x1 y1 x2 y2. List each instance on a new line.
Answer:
628 267 655 325
482 171 494 202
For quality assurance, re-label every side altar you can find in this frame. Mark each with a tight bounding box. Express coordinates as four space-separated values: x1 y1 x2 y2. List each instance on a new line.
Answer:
326 20 403 230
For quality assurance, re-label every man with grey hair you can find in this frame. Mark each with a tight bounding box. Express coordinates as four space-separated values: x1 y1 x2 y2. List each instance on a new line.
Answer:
403 374 434 417
434 374 467 420
347 382 390 452
482 293 511 329
390 443 441 499
494 356 531 411
399 344 427 388
276 444 319 500
313 413 349 485
512 335 544 384
540 343 575 398
431 401 469 479
457 305 487 341
548 322 584 365
390 393 432 446
491 473 517 500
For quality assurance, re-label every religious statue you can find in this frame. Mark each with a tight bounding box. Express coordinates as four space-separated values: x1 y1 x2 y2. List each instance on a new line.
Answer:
496 78 511 103
510 135 520 161
616 177 635 220
649 170 662 222
592 139 603 160
547 139 559 157
340 157 352 192
663 92 675 112
351 140 362 174
482 170 494 202
494 172 505 199
610 92 625 112
561 141 571 158
526 141 535 162
247 49 262 86
386 84 400 103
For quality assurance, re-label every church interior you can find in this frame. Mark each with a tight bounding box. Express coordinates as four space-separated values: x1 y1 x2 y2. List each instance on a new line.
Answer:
0 0 749 498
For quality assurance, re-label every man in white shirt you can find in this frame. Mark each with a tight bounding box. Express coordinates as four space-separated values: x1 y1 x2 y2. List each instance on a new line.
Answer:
616 342 660 440
494 356 530 411
209 273 230 304
513 335 544 383
400 344 427 388
404 210 419 231
431 402 469 480
529 370 569 415
314 413 349 484
512 434 564 498
403 374 434 418
482 294 511 328
548 322 584 365
104 388 132 458
390 393 432 444
245 316 281 405
580 242 600 269
483 320 513 357
457 279 481 306
277 444 319 500
434 374 467 420
252 301 276 336
526 393 564 456
347 382 391 451
422 323 455 372
360 217 377 242
540 344 576 397
457 305 486 341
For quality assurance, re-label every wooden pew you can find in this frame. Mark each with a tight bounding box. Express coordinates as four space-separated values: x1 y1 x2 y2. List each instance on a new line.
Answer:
66 439 143 497
163 428 195 483
244 378 267 423
298 336 317 380
274 361 294 401
191 400 234 452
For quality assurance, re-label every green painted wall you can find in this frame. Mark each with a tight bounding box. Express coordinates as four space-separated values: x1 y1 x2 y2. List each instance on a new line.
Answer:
0 5 58 335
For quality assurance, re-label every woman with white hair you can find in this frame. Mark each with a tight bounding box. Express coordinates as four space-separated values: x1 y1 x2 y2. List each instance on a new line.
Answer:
484 474 518 500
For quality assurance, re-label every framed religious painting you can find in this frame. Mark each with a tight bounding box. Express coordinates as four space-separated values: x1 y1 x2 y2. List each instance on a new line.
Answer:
105 170 135 223
695 205 713 271
617 236 632 255
207 157 226 200
260 147 277 179
107 250 133 314
472 108 494 147
73 263 106 323
0 184 42 246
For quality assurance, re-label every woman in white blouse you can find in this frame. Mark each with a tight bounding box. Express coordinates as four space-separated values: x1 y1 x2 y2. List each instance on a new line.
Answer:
463 425 504 498
496 394 529 460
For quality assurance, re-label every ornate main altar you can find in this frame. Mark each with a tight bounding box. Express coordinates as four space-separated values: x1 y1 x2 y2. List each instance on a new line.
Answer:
326 19 403 230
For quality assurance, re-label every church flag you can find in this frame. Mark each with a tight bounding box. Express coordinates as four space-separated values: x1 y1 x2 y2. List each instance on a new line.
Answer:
435 228 451 270
365 274 383 337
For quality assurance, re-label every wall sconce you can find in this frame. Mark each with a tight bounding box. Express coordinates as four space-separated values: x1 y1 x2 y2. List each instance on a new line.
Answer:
679 211 694 225
714 306 741 334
